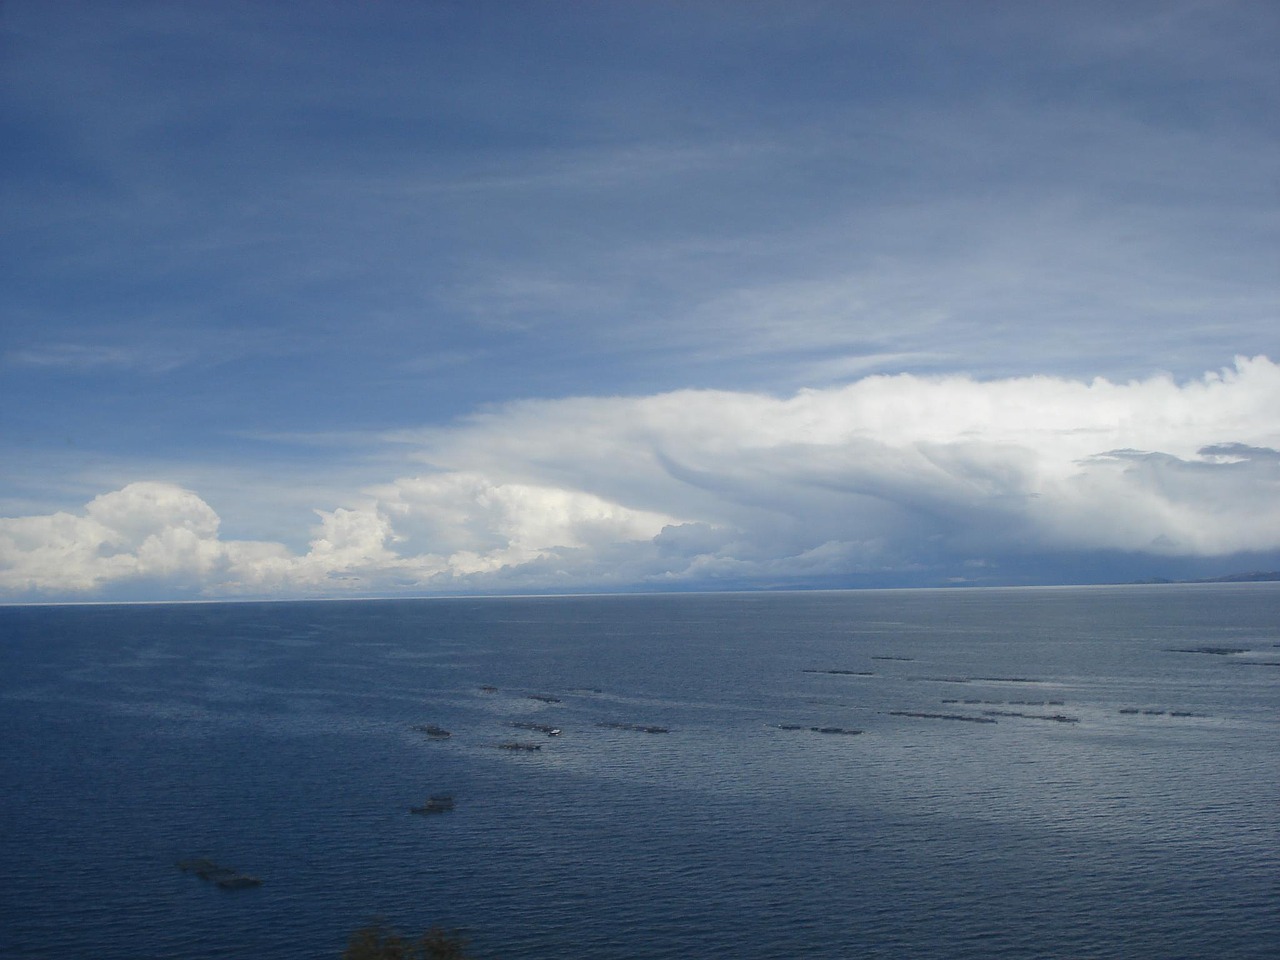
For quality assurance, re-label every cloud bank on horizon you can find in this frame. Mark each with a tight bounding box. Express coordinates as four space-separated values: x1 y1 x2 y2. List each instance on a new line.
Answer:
2 2 1278 600
4 357 1278 599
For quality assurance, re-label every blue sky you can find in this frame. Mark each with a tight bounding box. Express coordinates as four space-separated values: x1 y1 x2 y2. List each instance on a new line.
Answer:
3 1 1278 600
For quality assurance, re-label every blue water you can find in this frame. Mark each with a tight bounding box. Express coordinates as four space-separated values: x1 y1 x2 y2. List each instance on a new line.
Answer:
1 585 1277 959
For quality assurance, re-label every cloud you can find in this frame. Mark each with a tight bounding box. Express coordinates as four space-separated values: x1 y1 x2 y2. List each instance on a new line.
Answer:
0 482 231 594
2 358 1279 599
0 476 679 599
5 343 195 373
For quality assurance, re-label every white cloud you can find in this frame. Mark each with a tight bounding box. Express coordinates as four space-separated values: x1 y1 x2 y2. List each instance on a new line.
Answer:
0 475 680 598
0 483 225 594
2 358 1278 599
5 343 195 373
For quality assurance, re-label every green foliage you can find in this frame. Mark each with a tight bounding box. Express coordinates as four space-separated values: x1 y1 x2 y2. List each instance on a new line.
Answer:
343 921 475 960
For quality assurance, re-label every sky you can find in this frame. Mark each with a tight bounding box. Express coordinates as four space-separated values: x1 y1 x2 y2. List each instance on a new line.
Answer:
2 0 1278 601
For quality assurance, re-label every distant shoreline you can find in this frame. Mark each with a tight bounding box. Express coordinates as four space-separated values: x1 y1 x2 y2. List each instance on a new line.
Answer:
1131 571 1280 585
3 574 1280 608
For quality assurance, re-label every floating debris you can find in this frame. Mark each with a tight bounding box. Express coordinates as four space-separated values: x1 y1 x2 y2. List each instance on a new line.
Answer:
943 698 1064 707
177 859 262 890
497 741 543 751
1164 646 1248 656
413 724 451 739
973 676 1044 684
510 721 562 736
890 711 997 724
871 655 914 661
803 669 874 676
774 723 861 734
410 794 455 814
479 685 499 693
981 710 1079 723
527 694 562 704
597 721 670 734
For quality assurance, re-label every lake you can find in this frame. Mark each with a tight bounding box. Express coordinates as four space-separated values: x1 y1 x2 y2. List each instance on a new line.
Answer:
1 585 1277 958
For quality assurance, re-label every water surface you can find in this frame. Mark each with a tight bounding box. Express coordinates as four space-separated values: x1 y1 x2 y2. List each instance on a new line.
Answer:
2 585 1277 958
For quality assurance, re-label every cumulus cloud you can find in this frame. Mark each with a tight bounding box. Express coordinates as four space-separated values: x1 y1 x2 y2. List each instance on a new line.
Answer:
0 477 680 599
2 357 1279 599
0 483 233 595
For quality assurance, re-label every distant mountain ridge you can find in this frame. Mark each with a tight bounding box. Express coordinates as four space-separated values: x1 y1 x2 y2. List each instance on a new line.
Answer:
1134 571 1280 585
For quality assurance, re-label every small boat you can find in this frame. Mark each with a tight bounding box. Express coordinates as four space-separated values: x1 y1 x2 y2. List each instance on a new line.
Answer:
413 724 452 738
177 858 262 889
410 794 455 814
510 721 562 736
597 721 670 734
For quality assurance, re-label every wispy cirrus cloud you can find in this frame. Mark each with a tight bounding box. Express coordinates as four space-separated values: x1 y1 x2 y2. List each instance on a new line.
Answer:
5 343 195 373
